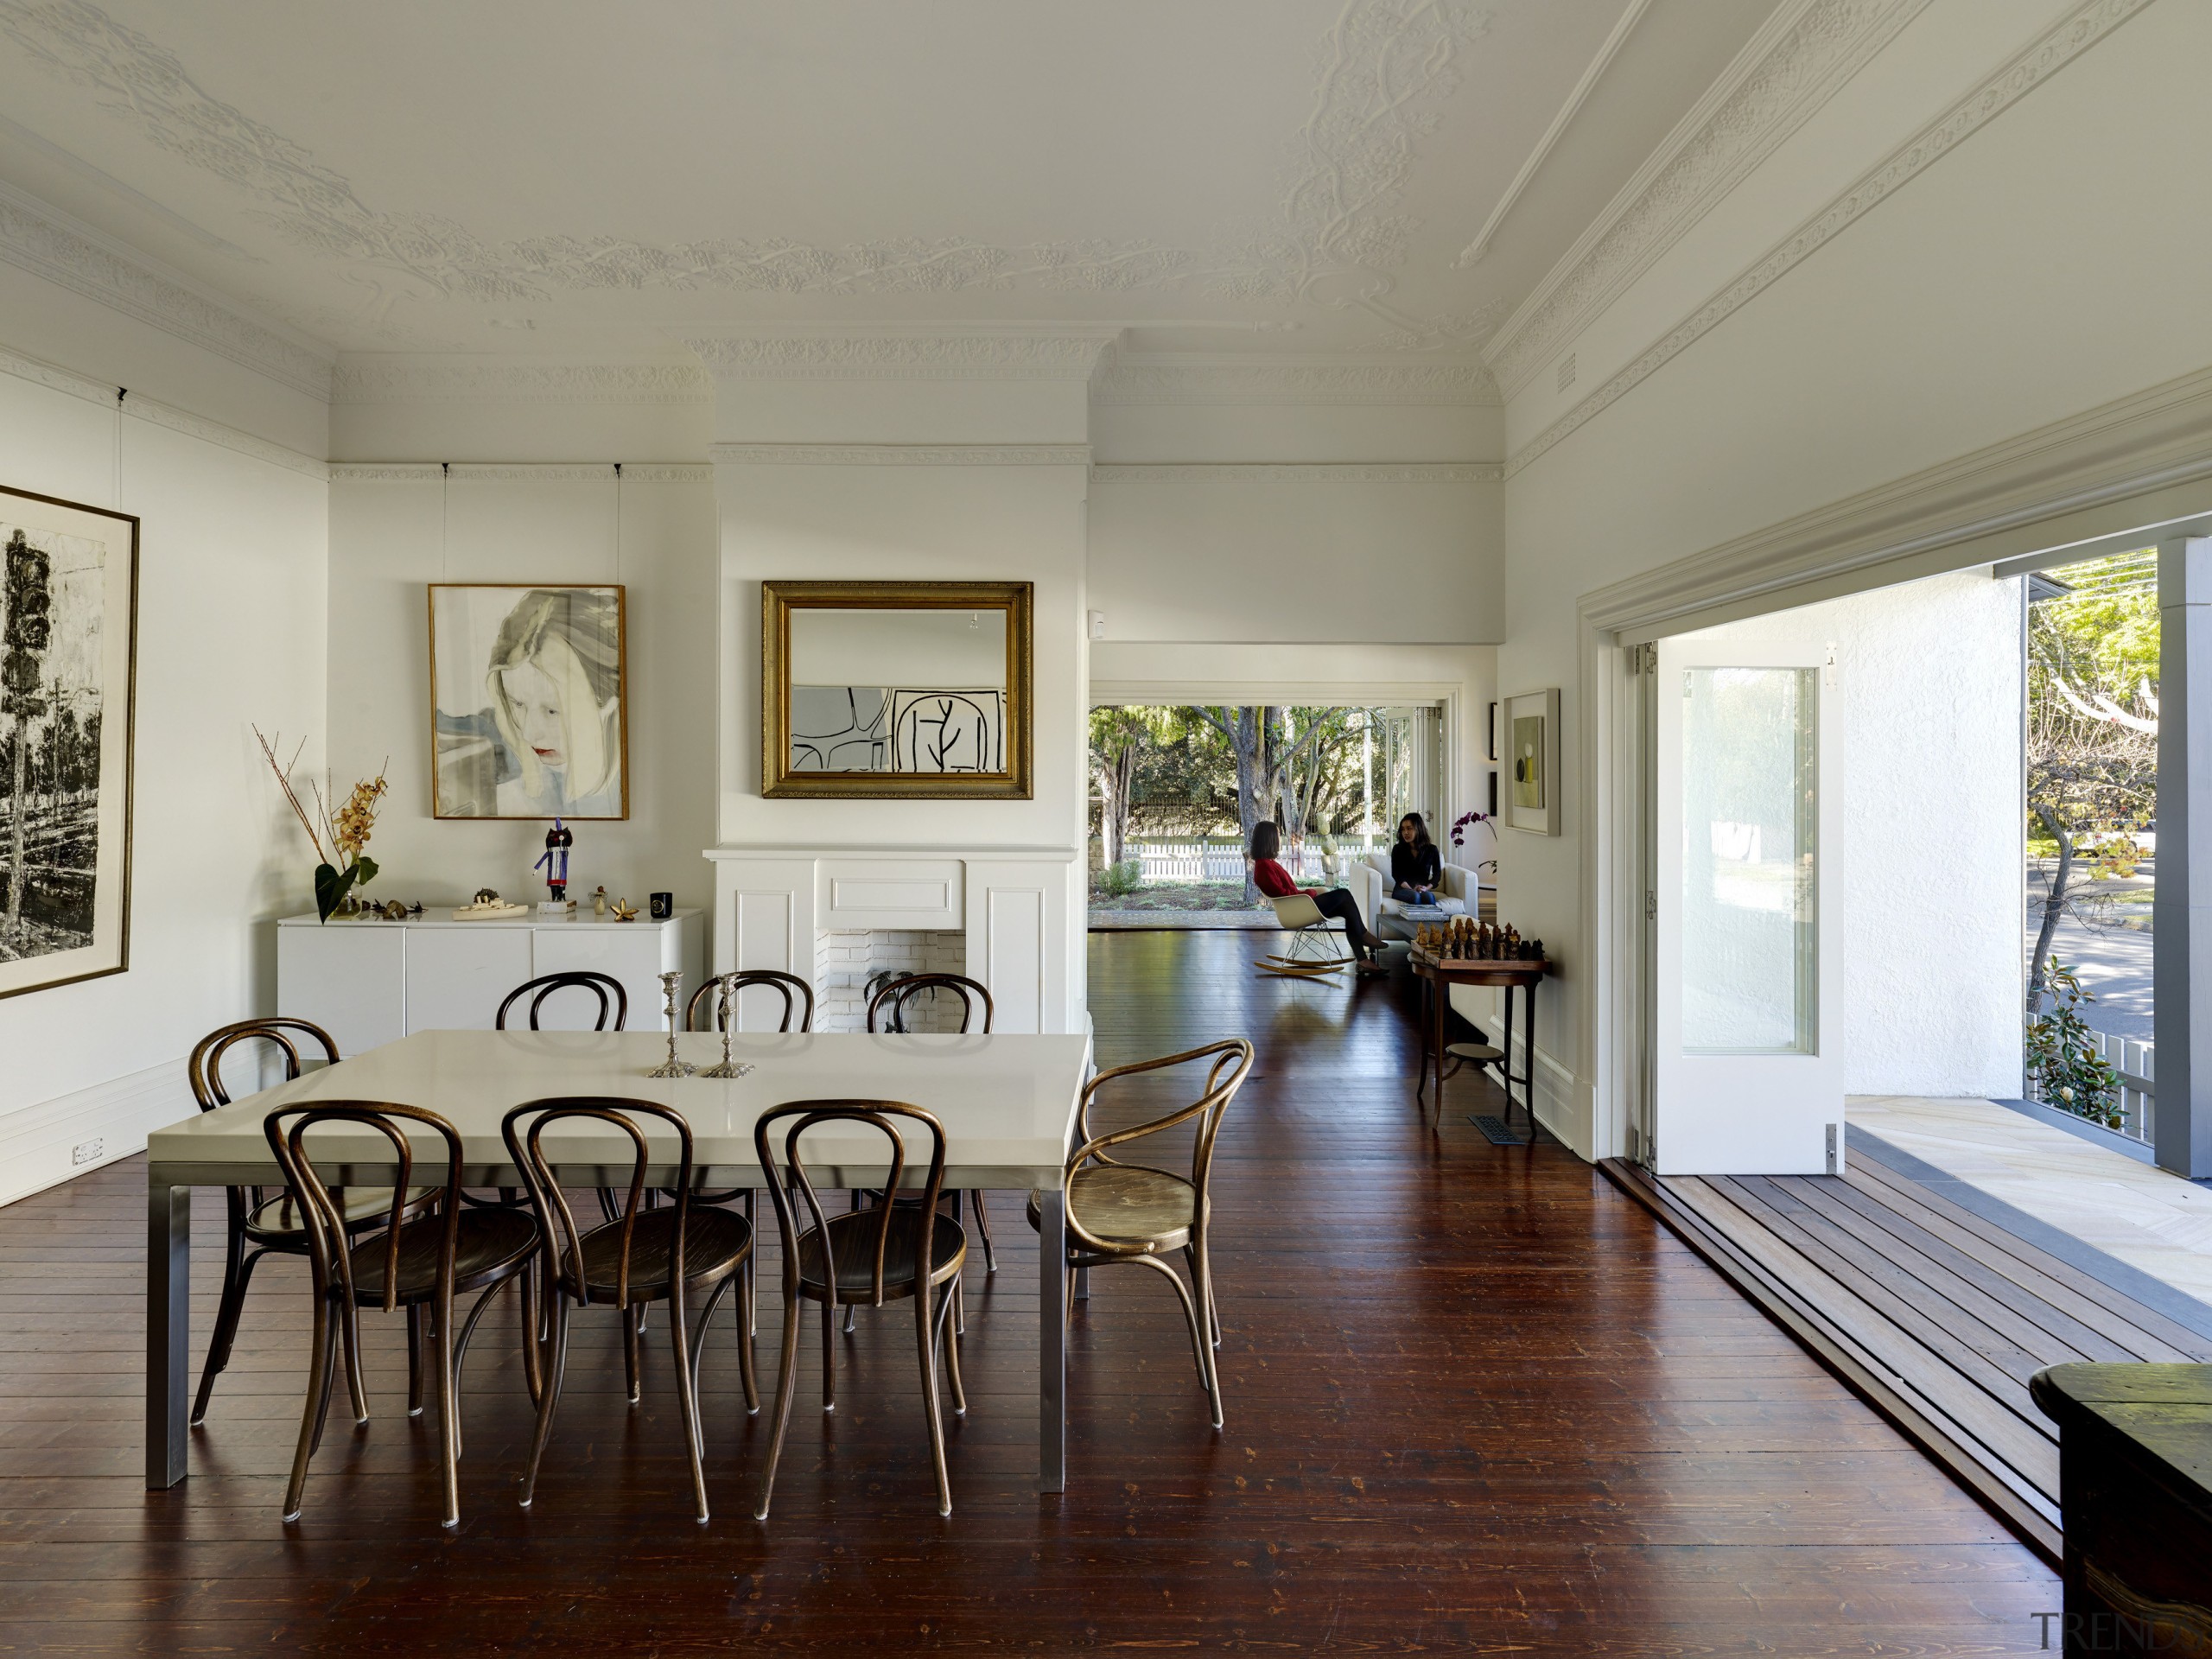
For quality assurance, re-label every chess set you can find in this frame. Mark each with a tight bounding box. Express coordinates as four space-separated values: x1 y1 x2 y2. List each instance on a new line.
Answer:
1414 915 1544 965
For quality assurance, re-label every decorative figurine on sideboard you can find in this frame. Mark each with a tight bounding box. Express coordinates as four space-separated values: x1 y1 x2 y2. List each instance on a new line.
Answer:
609 896 639 922
592 884 607 919
534 817 575 912
452 888 528 921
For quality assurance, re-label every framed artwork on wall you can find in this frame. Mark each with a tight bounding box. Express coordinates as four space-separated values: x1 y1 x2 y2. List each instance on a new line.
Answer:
429 584 629 819
1506 688 1561 836
0 485 137 1000
1486 700 1498 761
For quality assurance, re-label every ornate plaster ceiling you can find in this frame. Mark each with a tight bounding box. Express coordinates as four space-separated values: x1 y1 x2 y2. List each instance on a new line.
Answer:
0 0 1783 365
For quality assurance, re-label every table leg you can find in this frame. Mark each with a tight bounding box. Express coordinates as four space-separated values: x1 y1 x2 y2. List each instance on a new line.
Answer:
1522 979 1539 1136
1039 1187 1066 1494
146 1177 190 1489
1433 975 1447 1103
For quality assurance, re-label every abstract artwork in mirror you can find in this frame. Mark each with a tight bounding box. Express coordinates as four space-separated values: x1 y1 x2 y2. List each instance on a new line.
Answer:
764 582 1030 798
429 583 629 819
0 485 137 1000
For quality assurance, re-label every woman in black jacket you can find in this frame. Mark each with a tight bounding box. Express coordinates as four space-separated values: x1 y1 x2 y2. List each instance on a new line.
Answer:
1391 813 1442 903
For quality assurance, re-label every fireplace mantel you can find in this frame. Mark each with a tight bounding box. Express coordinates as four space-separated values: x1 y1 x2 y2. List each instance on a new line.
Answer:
705 845 1081 1033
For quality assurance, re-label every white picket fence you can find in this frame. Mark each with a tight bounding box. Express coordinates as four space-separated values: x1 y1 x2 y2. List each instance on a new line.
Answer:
1109 837 1382 886
2029 1027 2154 1145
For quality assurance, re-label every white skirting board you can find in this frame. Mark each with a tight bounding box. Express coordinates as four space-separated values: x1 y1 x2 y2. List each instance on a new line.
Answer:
1448 981 1578 1148
0 1060 191 1210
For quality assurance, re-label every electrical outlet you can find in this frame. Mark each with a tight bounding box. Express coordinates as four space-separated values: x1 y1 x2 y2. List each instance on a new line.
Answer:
71 1137 103 1166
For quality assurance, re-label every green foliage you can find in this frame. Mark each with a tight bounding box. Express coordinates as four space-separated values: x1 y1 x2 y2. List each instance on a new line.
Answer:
1094 858 1143 899
2024 958 2122 1129
313 855 378 923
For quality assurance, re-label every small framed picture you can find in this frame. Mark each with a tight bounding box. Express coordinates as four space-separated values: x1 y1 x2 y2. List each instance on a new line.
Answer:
1506 688 1561 836
1486 700 1498 762
429 584 629 819
1487 768 1498 818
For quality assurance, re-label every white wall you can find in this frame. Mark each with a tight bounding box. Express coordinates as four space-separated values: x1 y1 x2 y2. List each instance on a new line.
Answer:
1493 0 2212 1156
326 464 719 913
0 340 327 1205
1672 569 2024 1099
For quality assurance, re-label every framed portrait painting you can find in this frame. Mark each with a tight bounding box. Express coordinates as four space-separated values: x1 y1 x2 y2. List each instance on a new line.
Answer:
429 584 629 819
1507 688 1561 836
0 485 137 1000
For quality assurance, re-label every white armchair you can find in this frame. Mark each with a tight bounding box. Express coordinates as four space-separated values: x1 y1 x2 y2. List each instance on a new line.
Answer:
1344 849 1487 941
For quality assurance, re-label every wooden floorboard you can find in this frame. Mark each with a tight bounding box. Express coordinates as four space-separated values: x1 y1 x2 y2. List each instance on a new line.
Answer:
1607 1141 2212 1571
0 931 2052 1652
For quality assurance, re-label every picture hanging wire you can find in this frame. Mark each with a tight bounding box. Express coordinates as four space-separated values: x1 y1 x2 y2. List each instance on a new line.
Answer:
440 461 448 582
112 386 124 510
613 461 621 584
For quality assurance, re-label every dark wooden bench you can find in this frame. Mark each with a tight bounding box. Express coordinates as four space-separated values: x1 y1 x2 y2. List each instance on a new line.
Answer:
2031 1363 2212 1656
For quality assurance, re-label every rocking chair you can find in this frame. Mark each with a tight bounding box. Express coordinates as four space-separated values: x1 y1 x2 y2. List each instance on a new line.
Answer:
1255 892 1360 978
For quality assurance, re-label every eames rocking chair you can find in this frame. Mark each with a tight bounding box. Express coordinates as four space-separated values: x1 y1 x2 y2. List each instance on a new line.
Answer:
1255 891 1360 979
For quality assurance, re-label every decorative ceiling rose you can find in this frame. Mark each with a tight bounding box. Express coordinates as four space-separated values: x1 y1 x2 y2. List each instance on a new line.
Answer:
0 0 1501 349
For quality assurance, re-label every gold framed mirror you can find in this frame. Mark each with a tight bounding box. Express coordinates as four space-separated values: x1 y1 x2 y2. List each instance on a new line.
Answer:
761 580 1033 799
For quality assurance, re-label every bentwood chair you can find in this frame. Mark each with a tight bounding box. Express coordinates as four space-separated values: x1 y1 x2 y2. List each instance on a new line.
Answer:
687 969 814 1035
1026 1039 1253 1429
753 1102 968 1518
501 1098 757 1523
865 973 998 1274
497 970 629 1033
185 1018 434 1427
263 1103 539 1528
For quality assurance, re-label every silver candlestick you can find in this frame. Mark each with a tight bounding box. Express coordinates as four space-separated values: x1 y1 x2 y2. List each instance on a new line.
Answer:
646 970 696 1078
700 973 753 1079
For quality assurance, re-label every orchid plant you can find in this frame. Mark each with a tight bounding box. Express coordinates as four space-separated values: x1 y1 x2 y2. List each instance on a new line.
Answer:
1448 810 1498 878
257 726 390 922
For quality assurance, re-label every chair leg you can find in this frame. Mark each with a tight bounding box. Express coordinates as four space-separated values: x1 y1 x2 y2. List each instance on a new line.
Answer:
1129 1253 1222 1430
406 1304 426 1417
282 1294 337 1523
190 1234 258 1427
969 1190 998 1274
821 1301 837 1413
953 1274 964 1338
307 1300 343 1459
1197 1237 1223 1350
338 1291 371 1427
753 1295 804 1521
519 1262 544 1409
742 1192 758 1338
621 1305 641 1405
519 1292 569 1510
936 1278 966 1418
842 1300 856 1336
913 1276 952 1516
667 1288 709 1524
434 1290 462 1529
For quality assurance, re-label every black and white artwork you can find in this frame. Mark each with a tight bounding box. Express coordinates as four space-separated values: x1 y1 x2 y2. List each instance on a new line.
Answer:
430 584 628 819
791 686 1004 774
0 486 137 1000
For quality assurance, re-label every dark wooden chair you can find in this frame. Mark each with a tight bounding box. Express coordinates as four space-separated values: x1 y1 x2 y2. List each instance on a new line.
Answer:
501 1097 757 1523
865 973 998 1274
1026 1039 1252 1429
185 1017 432 1427
496 970 628 1032
263 1102 539 1528
753 1101 967 1518
686 969 814 1034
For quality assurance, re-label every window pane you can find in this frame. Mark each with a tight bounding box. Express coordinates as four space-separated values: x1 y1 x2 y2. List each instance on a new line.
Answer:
1681 667 1817 1054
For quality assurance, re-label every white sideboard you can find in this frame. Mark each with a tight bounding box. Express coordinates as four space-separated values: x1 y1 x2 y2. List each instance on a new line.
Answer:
276 910 702 1057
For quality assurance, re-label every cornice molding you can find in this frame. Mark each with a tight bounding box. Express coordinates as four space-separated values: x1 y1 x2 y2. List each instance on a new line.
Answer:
327 464 444 481
125 396 328 479
331 359 710 404
1582 359 2212 637
1093 359 1498 407
711 443 1091 467
684 331 1118 381
0 340 327 477
1092 462 1501 486
1486 0 1929 396
619 464 713 483
0 179 332 400
1510 0 2152 480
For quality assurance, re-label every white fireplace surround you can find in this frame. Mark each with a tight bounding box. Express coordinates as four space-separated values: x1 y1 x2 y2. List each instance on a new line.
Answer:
707 847 1079 1034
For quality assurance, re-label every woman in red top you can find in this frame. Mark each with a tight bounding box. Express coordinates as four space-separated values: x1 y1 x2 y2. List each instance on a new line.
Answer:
1250 820 1388 976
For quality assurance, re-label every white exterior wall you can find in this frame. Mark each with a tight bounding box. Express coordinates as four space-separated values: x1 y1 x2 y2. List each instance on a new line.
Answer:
1672 569 2024 1100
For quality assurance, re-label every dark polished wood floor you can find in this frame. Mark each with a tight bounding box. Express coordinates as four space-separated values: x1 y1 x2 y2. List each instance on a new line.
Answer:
0 931 2052 1653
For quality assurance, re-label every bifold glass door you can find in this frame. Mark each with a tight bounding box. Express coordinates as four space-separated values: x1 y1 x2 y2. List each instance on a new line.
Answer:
1650 642 1841 1174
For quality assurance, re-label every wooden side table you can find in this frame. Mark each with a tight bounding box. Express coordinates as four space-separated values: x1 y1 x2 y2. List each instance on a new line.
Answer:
1409 947 1548 1132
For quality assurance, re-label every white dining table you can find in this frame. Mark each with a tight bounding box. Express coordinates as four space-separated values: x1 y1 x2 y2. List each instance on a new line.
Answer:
143 1027 1092 1493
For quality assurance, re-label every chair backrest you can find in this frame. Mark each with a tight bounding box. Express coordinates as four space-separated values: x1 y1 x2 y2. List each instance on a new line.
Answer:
686 969 815 1033
263 1102 465 1313
1268 893 1325 930
189 1016 340 1111
866 972 993 1035
503 1096 692 1306
1067 1039 1253 1255
753 1101 946 1306
496 971 628 1032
